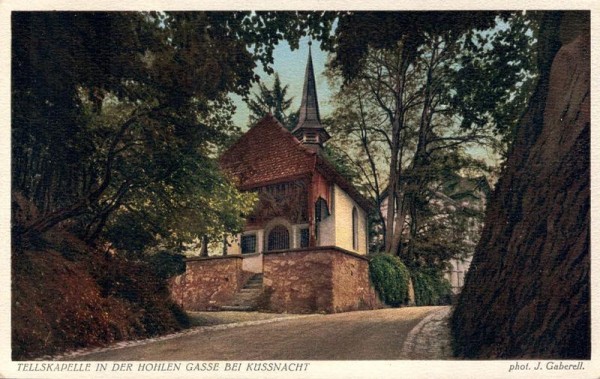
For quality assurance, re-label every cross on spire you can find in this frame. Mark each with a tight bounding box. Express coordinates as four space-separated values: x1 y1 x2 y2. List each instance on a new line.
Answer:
291 41 331 150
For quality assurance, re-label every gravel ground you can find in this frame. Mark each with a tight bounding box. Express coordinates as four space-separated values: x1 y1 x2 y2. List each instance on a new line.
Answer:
62 307 444 361
400 306 453 359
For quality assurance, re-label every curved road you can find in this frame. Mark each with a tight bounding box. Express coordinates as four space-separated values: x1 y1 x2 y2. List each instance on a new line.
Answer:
68 306 448 361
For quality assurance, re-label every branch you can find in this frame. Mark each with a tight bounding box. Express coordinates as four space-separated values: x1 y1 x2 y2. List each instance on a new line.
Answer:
20 106 164 237
427 134 492 153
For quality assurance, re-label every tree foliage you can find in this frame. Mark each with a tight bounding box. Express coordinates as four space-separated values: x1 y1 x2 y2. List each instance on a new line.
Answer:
368 254 411 307
324 13 537 274
315 12 503 80
246 73 298 129
12 12 306 251
411 268 452 306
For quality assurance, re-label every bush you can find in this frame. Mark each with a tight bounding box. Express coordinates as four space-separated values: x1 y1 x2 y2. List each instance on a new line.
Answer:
144 251 186 280
12 234 189 359
412 268 452 306
369 254 411 307
93 253 190 335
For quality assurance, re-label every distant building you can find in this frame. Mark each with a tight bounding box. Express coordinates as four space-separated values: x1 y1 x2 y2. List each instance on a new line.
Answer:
379 175 490 294
437 175 490 294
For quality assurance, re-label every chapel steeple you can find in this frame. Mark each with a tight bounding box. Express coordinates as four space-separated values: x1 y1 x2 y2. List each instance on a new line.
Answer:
291 41 331 150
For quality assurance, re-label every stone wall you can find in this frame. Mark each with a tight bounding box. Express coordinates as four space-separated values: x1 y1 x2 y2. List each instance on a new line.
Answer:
262 247 381 313
331 252 382 312
170 256 246 311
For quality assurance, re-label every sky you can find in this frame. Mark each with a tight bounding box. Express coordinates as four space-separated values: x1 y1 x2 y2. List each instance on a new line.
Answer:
231 33 500 166
230 36 333 130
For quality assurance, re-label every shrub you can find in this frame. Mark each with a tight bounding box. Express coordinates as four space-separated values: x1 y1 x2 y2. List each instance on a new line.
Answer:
412 268 452 306
12 234 189 359
144 251 186 280
93 253 190 335
369 254 411 307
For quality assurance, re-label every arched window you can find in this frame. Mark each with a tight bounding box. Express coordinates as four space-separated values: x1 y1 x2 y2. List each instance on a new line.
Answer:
314 197 329 241
268 225 290 251
315 197 329 222
352 207 359 251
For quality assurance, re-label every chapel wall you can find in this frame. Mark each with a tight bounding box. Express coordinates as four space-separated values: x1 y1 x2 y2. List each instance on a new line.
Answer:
333 184 368 254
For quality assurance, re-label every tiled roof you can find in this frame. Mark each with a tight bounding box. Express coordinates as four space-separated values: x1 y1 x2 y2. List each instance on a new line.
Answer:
219 114 374 211
219 115 316 189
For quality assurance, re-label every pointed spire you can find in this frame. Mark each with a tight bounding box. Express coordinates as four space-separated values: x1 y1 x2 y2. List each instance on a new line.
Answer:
292 41 331 149
297 41 321 127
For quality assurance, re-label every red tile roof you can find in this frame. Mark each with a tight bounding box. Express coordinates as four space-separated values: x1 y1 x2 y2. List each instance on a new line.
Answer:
219 114 374 211
219 115 316 189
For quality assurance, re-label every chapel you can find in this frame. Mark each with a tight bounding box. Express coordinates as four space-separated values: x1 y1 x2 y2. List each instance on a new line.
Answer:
170 44 380 313
218 42 372 273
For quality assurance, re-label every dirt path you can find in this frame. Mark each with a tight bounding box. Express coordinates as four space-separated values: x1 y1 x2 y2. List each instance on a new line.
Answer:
66 306 448 361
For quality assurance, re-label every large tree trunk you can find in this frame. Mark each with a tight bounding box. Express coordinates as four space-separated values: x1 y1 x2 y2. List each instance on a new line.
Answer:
451 12 590 359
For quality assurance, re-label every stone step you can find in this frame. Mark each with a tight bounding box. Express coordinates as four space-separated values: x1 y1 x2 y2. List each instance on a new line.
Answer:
220 274 264 311
233 289 262 298
231 297 259 304
238 290 262 296
225 303 256 310
233 297 260 303
238 288 262 294
235 290 261 296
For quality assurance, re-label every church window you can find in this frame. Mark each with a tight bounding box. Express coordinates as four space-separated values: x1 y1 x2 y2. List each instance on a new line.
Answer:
299 227 309 248
352 207 359 251
315 197 329 222
268 225 290 251
241 234 257 254
315 198 329 240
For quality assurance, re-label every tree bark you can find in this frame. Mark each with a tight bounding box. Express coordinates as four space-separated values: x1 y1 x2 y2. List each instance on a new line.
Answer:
451 12 590 359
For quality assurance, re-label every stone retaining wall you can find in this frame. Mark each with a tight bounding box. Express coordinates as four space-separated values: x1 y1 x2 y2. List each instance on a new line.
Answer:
171 248 382 313
331 251 382 312
170 256 246 311
262 247 382 313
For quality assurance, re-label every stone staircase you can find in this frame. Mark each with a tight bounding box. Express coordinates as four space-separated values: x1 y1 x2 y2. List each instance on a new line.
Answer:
220 273 263 311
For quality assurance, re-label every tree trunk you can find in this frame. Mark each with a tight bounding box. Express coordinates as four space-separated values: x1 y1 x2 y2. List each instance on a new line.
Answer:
384 118 401 254
200 235 209 257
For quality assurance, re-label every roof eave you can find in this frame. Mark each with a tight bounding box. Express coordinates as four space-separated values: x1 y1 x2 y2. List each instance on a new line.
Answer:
315 156 374 212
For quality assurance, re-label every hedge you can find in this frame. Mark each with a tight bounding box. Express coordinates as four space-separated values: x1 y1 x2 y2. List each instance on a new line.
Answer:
368 254 411 307
412 269 452 306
